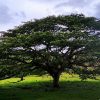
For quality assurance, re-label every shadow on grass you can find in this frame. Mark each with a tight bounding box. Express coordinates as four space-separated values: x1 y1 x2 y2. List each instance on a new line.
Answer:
1 79 100 91
0 80 100 100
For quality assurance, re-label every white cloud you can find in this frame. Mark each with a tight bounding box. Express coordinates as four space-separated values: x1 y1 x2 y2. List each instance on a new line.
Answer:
54 0 100 17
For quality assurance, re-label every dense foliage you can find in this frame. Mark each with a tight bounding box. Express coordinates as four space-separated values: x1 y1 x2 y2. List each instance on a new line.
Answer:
0 14 100 88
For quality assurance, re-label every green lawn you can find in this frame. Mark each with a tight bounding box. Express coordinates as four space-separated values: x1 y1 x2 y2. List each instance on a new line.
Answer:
0 73 100 100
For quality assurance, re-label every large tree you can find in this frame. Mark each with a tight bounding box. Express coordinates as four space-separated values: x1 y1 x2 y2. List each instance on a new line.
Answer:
0 14 100 88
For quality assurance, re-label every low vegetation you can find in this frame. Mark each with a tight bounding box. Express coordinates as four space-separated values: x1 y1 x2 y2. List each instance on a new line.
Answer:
0 74 100 100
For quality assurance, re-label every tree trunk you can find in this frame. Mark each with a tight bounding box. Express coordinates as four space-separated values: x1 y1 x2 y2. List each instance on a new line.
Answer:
20 72 24 81
52 73 60 88
20 76 24 81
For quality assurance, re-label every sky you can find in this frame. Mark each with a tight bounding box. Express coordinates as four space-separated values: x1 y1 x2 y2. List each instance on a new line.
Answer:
0 0 100 31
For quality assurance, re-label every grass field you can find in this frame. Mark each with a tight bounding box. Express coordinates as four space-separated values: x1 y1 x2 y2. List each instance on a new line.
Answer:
0 73 100 100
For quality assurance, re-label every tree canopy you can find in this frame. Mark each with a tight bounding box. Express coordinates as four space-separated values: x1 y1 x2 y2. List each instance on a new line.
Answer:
0 14 100 88
4 14 100 36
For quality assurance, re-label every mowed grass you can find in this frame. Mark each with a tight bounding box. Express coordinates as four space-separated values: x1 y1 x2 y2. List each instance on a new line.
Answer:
0 73 100 100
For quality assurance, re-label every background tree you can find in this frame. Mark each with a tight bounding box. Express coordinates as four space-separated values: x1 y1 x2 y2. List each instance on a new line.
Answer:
0 14 100 88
